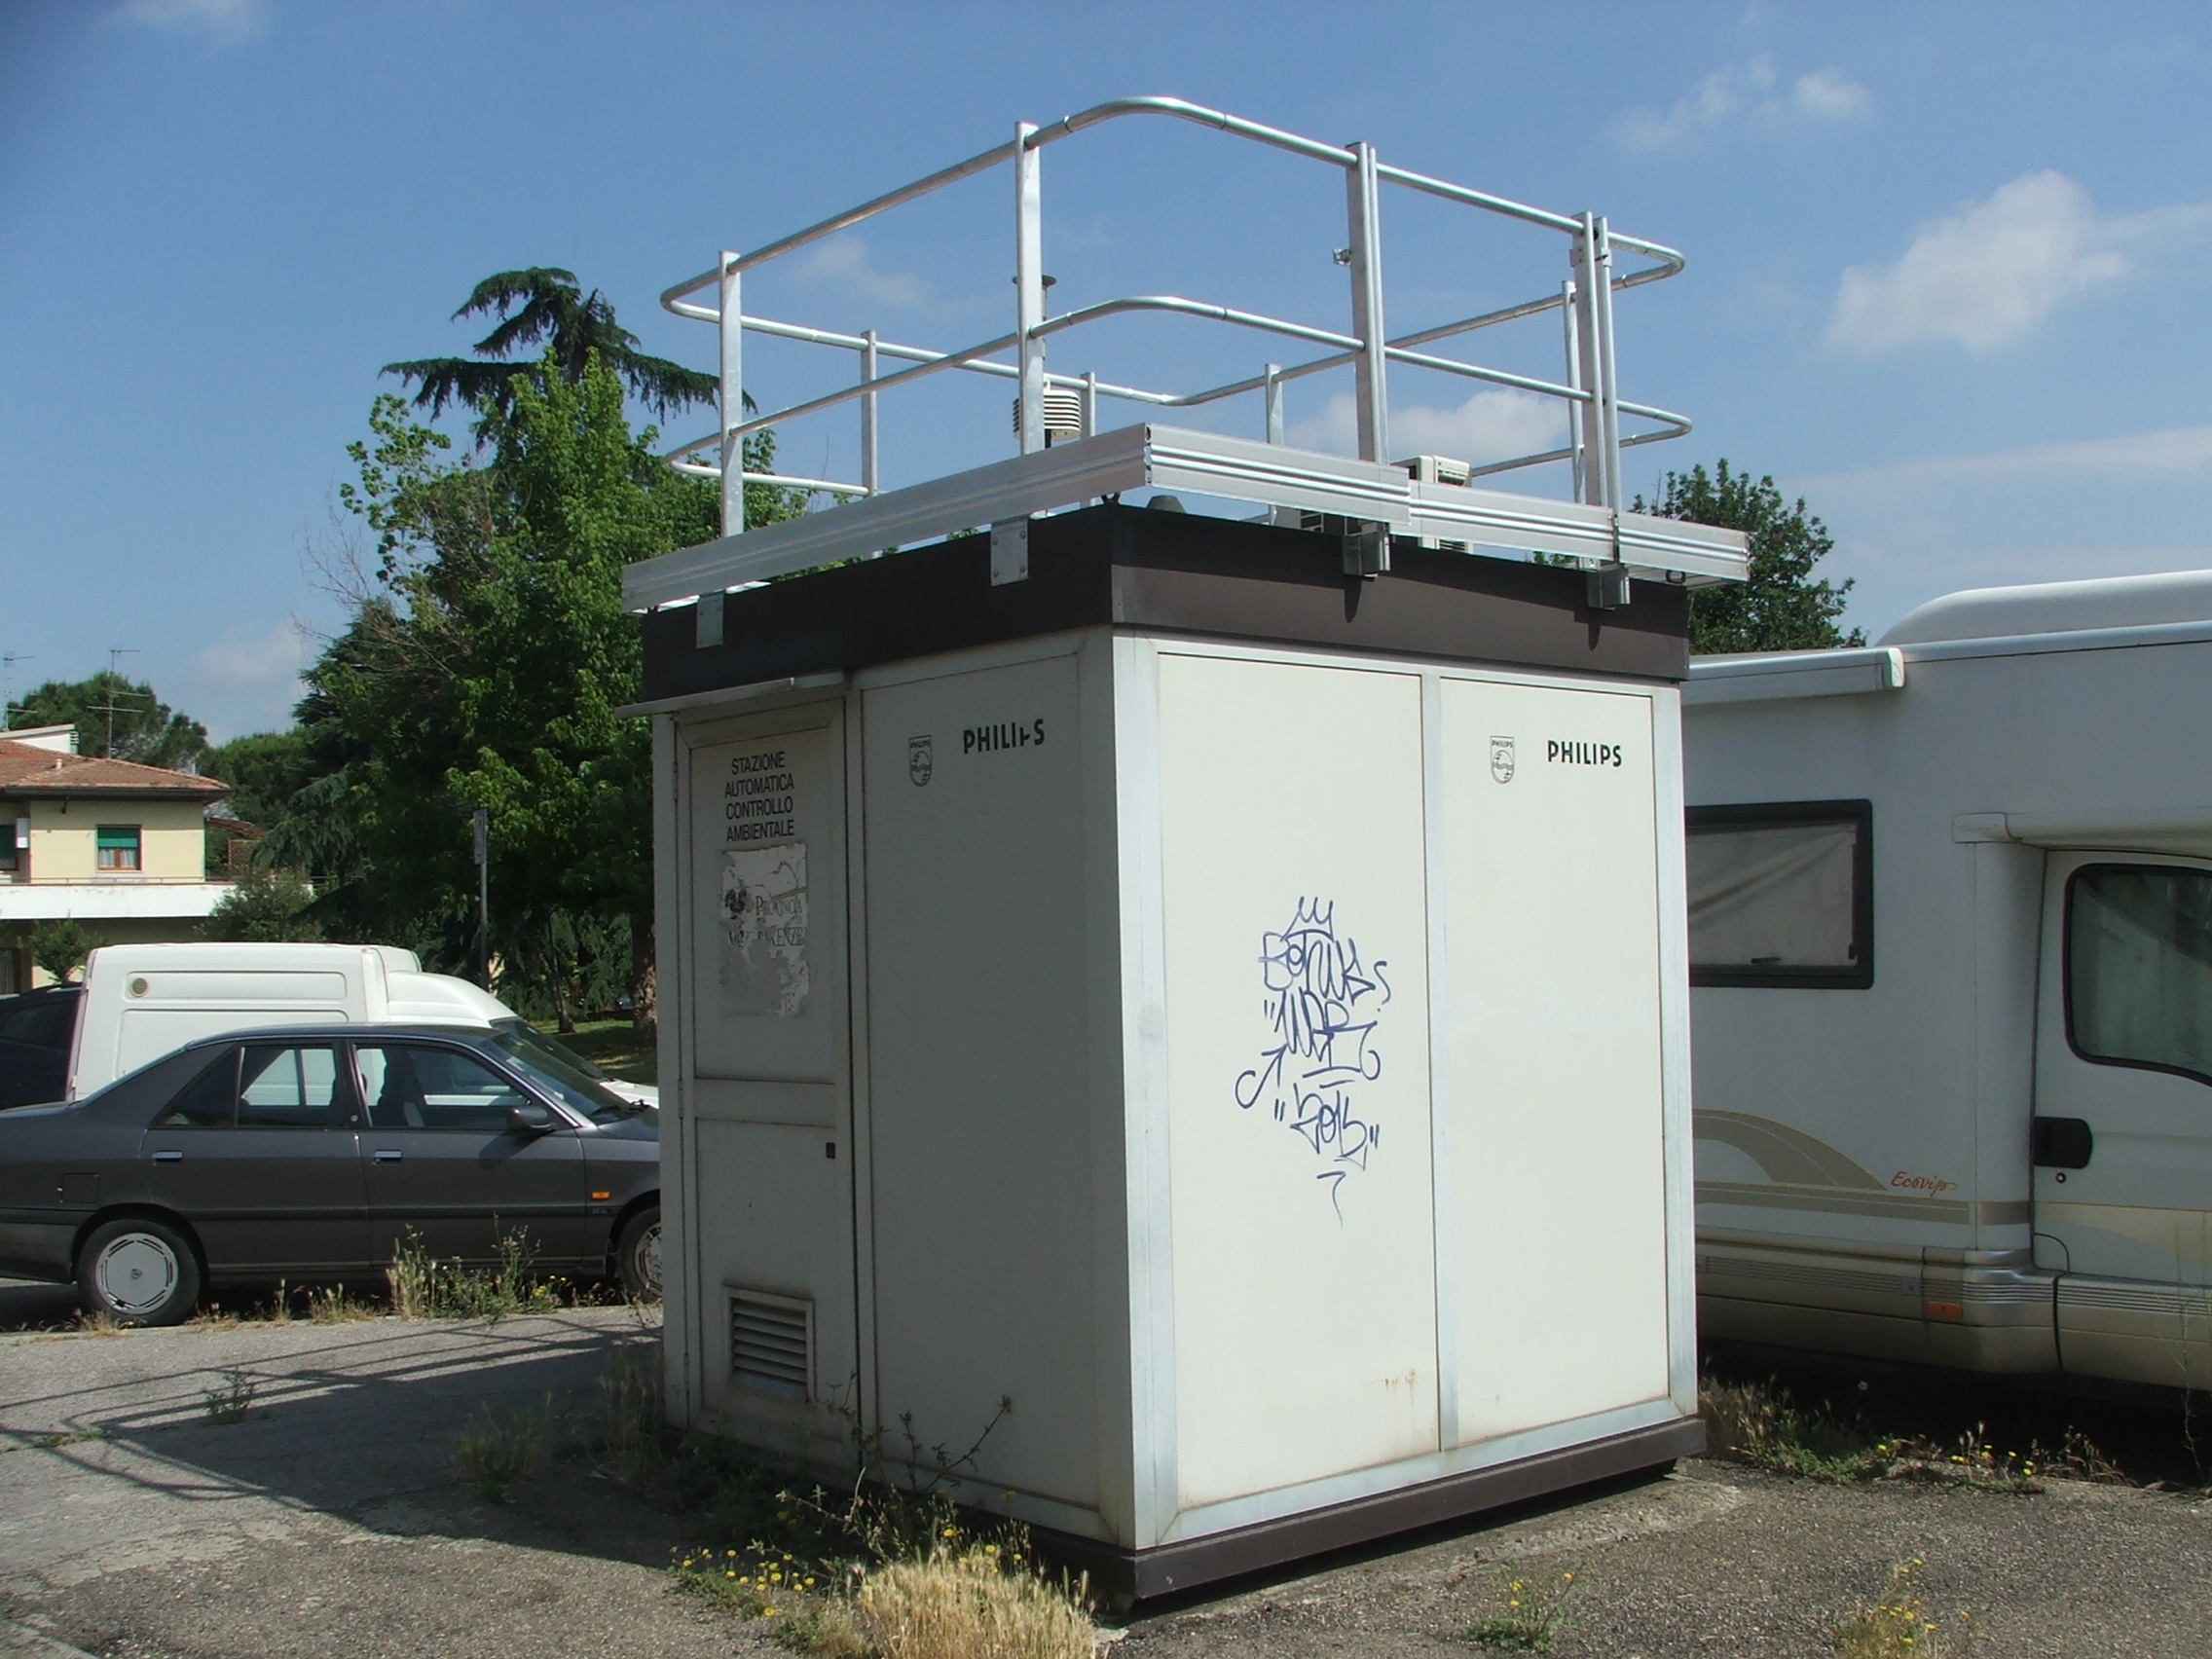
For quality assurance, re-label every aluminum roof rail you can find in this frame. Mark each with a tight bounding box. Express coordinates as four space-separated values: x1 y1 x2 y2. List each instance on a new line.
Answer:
624 94 1748 613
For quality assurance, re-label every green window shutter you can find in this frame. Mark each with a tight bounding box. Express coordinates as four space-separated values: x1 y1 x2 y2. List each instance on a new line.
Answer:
96 825 141 869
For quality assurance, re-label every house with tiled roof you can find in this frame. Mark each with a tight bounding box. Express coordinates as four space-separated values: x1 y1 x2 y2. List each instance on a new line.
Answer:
0 724 234 991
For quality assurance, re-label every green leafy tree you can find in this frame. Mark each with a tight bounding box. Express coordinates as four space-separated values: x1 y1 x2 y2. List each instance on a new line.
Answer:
1637 461 1864 654
201 730 313 829
383 268 718 424
27 917 93 983
306 351 736 1029
8 673 207 767
203 867 324 943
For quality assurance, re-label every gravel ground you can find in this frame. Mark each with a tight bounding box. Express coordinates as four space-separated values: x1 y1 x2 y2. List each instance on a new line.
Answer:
4 1280 2211 1658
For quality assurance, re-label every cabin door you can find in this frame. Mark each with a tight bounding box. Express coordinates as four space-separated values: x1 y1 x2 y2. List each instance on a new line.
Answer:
2033 850 2212 1386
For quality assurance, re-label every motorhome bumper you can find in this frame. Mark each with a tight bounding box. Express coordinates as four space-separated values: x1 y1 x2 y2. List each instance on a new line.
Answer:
1697 1241 2058 1372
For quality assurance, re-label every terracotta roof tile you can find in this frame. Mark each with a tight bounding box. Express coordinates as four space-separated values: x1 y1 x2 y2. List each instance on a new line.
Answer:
0 740 229 798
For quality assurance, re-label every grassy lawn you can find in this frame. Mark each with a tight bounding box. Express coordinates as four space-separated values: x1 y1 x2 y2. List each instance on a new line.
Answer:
539 1016 658 1086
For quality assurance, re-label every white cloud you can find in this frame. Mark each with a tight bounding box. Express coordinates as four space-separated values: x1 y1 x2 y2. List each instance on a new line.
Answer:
791 238 931 310
1809 424 2212 494
1620 57 1869 147
1786 424 2212 638
1288 388 1563 465
177 618 310 742
192 618 307 692
1790 67 1871 121
1826 171 2212 356
112 0 265 44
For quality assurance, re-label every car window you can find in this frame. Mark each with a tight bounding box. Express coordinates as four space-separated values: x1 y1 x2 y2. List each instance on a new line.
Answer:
0 1000 75 1051
237 1044 348 1128
487 1027 632 1119
151 1050 240 1128
355 1044 531 1131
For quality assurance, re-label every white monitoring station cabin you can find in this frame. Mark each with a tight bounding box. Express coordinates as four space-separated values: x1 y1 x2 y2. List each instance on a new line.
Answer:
623 98 1748 1595
1687 570 2212 1393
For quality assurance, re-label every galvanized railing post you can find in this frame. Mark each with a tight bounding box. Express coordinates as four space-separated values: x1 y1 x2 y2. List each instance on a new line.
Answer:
1345 141 1389 463
1081 370 1098 439
1591 214 1623 513
861 329 880 496
1015 122 1047 455
1264 362 1285 444
718 250 744 536
1560 280 1585 501
1571 220 1606 508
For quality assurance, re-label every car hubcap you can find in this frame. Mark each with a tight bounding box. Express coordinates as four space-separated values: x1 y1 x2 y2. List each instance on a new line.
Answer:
95 1234 178 1316
636 1223 662 1296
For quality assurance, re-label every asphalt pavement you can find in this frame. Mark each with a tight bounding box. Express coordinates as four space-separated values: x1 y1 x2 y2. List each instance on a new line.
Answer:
3 1282 2211 1657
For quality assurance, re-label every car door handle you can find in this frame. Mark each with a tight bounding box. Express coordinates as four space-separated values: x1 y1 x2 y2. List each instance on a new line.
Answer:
374 1149 403 1163
151 1150 182 1163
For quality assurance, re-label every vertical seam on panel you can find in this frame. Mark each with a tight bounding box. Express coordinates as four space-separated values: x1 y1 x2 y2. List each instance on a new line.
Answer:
1421 670 1458 1448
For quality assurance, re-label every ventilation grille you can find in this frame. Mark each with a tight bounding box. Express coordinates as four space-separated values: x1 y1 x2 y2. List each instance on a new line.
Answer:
729 1288 813 1400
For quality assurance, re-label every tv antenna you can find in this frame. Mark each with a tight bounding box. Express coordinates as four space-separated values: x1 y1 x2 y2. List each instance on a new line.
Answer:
94 647 146 758
1 652 30 730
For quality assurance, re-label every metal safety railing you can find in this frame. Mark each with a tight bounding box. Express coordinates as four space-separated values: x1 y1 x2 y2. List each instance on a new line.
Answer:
658 94 1697 552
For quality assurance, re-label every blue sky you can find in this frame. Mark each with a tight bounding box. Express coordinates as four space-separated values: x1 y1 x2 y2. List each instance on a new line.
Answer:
4 0 2209 739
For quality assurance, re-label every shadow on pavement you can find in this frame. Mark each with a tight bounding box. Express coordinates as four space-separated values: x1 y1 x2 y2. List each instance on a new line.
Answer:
0 1307 686 1571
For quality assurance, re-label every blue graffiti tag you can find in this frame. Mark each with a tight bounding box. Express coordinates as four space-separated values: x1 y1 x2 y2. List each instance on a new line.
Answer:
1233 899 1391 1221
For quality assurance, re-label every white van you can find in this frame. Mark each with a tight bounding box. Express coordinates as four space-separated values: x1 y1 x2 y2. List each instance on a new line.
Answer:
61 941 656 1107
1683 569 2212 1390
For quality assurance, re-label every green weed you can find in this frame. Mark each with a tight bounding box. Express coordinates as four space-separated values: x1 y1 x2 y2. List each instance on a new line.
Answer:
454 1393 555 1501
1467 1565 1579 1652
387 1225 557 1324
202 1369 256 1425
1835 1559 1974 1657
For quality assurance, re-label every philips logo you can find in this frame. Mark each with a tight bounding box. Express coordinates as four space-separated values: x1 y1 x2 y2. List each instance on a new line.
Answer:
1548 739 1623 768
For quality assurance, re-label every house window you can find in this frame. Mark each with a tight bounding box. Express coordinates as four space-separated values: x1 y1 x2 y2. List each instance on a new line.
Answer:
95 825 142 871
1686 800 1873 988
0 812 19 872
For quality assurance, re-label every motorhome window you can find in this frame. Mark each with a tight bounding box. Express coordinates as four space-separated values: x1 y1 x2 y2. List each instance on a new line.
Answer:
1686 801 1872 988
2067 865 2212 1086
94 826 140 871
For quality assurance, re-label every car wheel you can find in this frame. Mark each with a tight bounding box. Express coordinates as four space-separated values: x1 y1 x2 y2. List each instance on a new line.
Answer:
614 1204 661 1302
78 1217 200 1326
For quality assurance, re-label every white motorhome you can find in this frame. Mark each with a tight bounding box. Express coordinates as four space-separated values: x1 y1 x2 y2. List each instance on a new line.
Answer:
1684 569 2212 1389
60 942 655 1106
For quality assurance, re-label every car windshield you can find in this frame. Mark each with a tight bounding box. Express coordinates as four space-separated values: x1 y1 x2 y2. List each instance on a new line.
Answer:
492 1018 618 1081
486 1027 636 1120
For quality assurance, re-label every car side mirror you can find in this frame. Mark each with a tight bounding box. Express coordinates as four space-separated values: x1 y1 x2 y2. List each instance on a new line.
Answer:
507 1101 559 1135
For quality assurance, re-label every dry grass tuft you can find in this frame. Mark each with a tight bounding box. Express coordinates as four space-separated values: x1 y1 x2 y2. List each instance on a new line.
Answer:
305 1284 380 1324
1835 1560 1973 1657
846 1550 1094 1659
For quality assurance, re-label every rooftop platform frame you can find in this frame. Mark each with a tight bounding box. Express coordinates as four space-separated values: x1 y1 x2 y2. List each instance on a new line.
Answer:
621 95 1749 616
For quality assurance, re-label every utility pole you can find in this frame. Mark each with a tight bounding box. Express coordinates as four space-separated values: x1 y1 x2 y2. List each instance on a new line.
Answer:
472 807 490 988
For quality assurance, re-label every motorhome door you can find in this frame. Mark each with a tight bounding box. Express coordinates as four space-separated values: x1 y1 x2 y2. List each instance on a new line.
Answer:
2033 851 2212 1386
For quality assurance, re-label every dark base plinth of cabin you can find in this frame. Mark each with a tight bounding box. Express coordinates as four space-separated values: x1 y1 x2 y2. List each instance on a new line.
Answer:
642 502 1692 703
1042 1415 1705 1605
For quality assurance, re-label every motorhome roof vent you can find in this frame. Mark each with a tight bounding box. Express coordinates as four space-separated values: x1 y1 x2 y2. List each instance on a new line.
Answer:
1880 569 2212 647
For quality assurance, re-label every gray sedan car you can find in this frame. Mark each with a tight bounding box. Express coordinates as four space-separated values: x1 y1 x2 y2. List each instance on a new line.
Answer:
0 1024 660 1325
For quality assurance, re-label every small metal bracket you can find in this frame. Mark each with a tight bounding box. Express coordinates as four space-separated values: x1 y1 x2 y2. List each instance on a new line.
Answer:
989 517 1030 585
1585 563 1631 609
1343 523 1390 580
695 589 725 648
